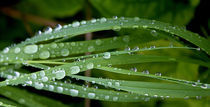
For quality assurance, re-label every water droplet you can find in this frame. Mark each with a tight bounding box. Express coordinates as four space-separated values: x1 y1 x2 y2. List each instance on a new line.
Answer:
44 27 52 34
34 82 44 89
123 36 130 43
107 82 112 86
105 95 110 100
14 47 21 54
54 69 66 79
88 46 95 52
87 63 94 69
55 24 62 31
115 82 120 86
70 89 79 96
51 43 58 48
39 51 50 59
113 96 118 101
70 66 80 74
88 93 95 98
103 52 111 59
100 17 107 23
81 20 87 25
57 87 63 93
132 46 139 51
200 84 207 89
91 19 97 23
61 49 69 56
40 71 45 77
72 21 80 27
196 48 200 51
142 70 149 74
192 82 197 87
155 72 161 76
131 67 137 72
113 16 118 19
134 17 140 21
24 45 38 54
142 25 148 29
3 47 9 53
42 76 48 82
132 25 139 29
112 26 121 31
49 85 54 91
150 30 158 37
31 73 37 79
95 39 102 45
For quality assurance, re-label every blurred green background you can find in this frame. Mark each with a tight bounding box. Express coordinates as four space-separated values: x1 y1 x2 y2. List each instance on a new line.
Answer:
0 0 209 107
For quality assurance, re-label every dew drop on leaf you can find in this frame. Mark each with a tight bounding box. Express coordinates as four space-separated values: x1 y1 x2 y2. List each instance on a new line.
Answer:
40 71 45 77
54 24 62 31
61 49 69 56
81 20 87 25
150 30 158 37
44 27 52 34
88 93 95 98
41 76 48 82
14 47 21 54
100 17 107 23
49 85 54 91
72 21 80 27
55 69 66 79
91 19 97 23
39 51 50 59
34 82 44 89
57 87 63 93
95 39 102 45
103 52 111 59
70 66 80 74
86 63 94 69
3 47 9 53
51 43 58 48
70 89 79 96
24 45 38 54
88 46 95 52
113 96 118 101
105 95 110 100
31 73 37 79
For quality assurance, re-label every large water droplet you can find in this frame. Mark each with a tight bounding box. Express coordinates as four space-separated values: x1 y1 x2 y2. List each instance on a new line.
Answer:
134 17 140 21
57 87 63 93
34 82 44 89
31 73 37 79
39 51 50 59
155 72 161 76
100 17 107 23
55 69 66 79
113 96 118 101
103 52 111 59
142 70 149 74
107 82 112 86
72 21 80 27
51 43 58 48
115 82 120 86
150 30 158 37
41 76 48 82
14 47 21 54
24 45 38 54
3 47 9 53
81 20 87 25
131 67 137 72
61 49 69 56
40 71 45 77
70 89 79 96
201 84 207 89
49 85 54 91
86 63 94 69
70 66 80 74
54 24 62 31
112 26 121 31
91 19 97 23
44 27 52 34
88 93 95 99
105 95 109 100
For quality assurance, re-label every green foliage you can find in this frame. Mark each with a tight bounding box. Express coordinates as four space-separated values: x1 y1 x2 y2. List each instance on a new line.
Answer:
0 0 209 107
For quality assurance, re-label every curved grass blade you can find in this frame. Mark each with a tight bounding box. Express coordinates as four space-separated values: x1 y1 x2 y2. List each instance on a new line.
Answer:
0 86 68 107
96 66 210 89
70 75 210 98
